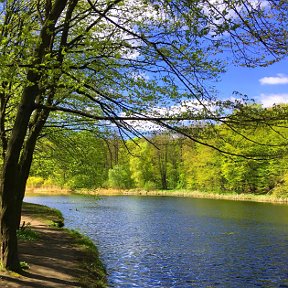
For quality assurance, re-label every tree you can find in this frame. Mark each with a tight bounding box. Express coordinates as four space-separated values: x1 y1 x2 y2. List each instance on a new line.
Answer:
219 120 288 194
31 129 109 189
0 0 287 272
108 164 133 189
181 139 223 192
130 140 158 189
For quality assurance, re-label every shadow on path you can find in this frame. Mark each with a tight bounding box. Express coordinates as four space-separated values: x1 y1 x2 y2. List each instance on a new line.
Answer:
0 221 85 288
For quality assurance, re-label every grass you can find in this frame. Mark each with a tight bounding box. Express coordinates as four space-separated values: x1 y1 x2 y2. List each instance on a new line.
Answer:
26 185 288 204
17 224 39 241
21 202 107 287
22 202 64 226
67 229 107 288
89 188 288 204
163 189 288 203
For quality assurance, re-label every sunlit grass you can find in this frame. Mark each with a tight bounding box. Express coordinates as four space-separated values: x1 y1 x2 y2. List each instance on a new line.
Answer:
22 202 64 225
84 188 288 204
67 229 107 288
17 224 38 241
21 202 107 287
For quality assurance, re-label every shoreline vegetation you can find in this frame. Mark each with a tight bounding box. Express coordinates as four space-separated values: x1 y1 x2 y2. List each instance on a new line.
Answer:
0 202 107 288
26 186 288 204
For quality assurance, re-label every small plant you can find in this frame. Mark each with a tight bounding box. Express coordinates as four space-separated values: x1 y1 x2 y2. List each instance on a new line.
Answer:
20 261 30 270
143 180 157 191
50 220 64 228
17 222 38 241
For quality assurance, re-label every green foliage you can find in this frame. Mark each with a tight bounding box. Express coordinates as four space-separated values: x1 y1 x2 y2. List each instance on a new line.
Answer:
182 142 222 193
143 180 158 191
17 225 38 241
1 1 287 195
271 173 288 198
0 0 286 274
29 121 288 197
20 262 30 270
108 165 134 189
30 130 109 190
67 230 107 288
130 141 159 188
27 176 45 188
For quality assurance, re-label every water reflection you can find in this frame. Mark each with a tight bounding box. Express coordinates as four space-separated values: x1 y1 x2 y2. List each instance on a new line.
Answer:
25 196 288 287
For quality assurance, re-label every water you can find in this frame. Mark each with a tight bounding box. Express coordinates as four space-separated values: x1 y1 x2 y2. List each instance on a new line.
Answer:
25 195 288 287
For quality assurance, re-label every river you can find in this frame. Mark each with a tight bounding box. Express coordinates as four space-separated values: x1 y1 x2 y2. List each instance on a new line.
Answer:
25 195 288 288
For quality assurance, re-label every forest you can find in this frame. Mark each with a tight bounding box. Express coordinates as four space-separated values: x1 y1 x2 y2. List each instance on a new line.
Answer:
29 105 288 198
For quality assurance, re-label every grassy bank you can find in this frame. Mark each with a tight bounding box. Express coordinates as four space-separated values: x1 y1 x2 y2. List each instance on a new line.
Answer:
22 202 64 226
26 186 288 204
66 229 107 288
21 202 107 288
73 188 288 204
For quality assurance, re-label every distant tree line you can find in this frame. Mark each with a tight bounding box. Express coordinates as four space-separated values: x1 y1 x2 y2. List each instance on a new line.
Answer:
29 113 288 197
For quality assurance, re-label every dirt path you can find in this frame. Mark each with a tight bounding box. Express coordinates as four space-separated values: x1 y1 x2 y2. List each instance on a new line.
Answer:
0 213 106 287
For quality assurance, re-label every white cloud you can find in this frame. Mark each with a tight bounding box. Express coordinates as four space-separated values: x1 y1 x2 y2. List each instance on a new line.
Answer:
250 0 270 9
130 71 150 81
259 74 288 85
120 100 214 132
259 93 288 107
152 100 216 117
203 0 270 36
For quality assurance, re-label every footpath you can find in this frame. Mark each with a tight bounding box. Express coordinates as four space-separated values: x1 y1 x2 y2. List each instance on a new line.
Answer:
0 203 106 288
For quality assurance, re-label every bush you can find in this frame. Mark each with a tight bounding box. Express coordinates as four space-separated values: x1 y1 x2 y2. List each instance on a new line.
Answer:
108 165 133 189
66 175 97 190
17 223 38 241
272 173 288 198
143 180 157 191
27 176 45 188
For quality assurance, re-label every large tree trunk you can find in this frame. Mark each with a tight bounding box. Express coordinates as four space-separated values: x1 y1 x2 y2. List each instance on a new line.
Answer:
0 81 39 271
0 0 68 271
0 180 21 272
1 87 55 271
0 92 52 272
15 110 50 229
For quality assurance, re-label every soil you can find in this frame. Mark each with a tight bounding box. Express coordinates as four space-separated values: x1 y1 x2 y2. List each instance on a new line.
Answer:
0 215 97 287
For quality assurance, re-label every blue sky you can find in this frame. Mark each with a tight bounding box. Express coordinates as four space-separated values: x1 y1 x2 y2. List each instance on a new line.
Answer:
217 60 288 107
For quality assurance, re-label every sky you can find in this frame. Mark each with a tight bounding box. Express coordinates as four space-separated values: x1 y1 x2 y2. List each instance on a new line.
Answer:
216 59 288 108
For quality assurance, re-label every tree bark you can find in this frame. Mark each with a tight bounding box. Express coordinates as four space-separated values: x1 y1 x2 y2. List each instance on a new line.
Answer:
0 180 21 272
0 0 68 271
15 110 50 229
158 143 168 190
0 82 38 271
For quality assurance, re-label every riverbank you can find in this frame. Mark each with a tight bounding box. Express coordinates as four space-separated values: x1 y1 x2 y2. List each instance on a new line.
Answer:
74 188 288 204
25 186 288 204
0 202 107 288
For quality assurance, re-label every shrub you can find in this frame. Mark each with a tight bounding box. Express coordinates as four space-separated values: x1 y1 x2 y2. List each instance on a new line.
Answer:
17 223 38 241
27 176 45 188
108 165 133 189
143 180 157 191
